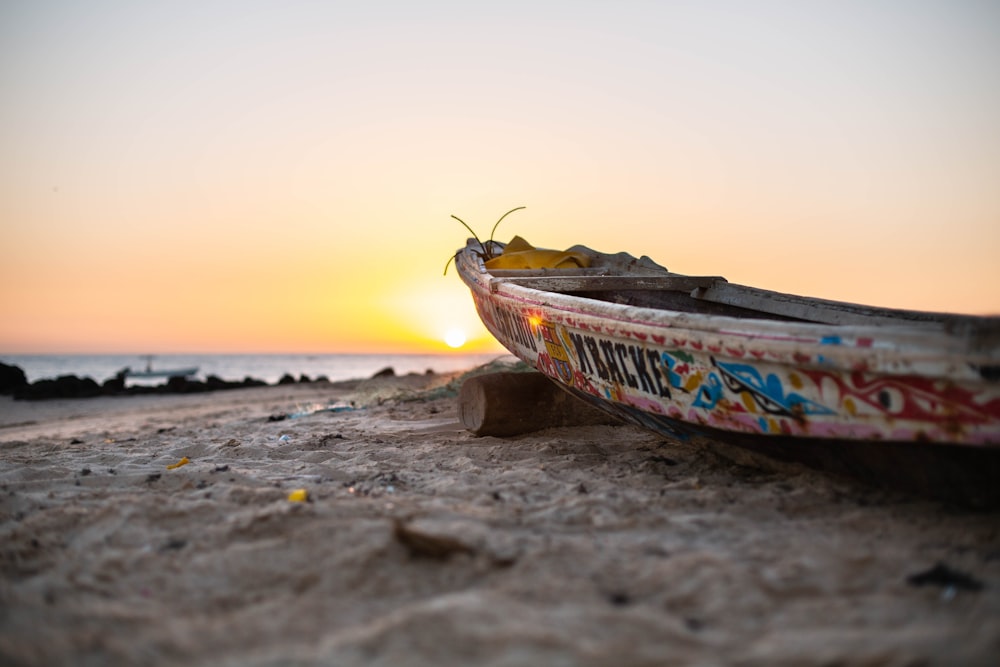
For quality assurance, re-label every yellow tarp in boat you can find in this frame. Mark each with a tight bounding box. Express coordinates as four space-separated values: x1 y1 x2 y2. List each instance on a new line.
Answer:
484 236 591 270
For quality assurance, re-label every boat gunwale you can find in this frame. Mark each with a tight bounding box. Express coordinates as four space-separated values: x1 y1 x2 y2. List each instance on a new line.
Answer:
455 241 1000 369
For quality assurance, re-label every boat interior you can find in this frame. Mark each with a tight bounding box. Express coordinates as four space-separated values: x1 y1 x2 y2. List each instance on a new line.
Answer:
488 267 1000 338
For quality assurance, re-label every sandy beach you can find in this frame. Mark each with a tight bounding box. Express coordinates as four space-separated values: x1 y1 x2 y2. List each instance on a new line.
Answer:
1 368 998 666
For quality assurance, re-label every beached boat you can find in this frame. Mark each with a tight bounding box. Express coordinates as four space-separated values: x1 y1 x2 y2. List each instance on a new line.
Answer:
455 237 1000 502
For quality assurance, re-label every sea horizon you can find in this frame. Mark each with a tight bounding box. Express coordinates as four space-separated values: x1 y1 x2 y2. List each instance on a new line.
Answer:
1 352 510 386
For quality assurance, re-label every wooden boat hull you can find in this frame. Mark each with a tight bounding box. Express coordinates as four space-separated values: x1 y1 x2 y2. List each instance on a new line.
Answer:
455 240 1000 449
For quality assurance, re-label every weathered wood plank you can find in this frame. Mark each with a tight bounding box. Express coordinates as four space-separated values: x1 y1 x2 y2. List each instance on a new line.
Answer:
492 274 727 294
458 372 619 437
692 282 955 329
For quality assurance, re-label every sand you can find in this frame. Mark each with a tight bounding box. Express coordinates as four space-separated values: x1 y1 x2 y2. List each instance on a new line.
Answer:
1 370 998 666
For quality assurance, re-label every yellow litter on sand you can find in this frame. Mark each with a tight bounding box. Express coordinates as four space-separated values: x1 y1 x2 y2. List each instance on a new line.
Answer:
287 488 309 503
484 236 591 271
166 457 190 470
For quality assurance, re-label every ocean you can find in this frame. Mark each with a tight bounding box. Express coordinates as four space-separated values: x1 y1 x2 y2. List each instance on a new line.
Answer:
2 353 510 385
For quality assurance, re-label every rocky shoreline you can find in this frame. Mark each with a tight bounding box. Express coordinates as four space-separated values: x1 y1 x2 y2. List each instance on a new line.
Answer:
0 361 400 401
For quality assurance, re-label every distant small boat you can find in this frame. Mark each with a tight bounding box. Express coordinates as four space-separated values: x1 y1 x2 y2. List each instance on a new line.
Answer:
454 237 1000 504
123 356 198 380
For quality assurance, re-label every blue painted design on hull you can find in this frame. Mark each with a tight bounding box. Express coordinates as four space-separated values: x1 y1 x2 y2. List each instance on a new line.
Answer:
713 359 834 417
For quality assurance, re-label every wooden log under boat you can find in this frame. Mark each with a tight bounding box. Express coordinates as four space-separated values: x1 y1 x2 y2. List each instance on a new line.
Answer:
458 372 619 436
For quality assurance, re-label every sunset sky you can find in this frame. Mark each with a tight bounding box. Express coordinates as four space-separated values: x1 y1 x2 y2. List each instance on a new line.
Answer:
2 1 998 354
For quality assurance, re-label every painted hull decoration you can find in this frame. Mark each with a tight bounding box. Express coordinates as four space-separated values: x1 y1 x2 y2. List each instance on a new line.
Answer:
455 239 1000 449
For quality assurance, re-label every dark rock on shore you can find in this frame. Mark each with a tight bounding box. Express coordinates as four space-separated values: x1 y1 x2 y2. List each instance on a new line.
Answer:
166 376 204 393
102 371 126 394
372 366 395 378
106 375 269 396
14 374 102 400
0 362 28 394
8 363 271 400
274 373 327 385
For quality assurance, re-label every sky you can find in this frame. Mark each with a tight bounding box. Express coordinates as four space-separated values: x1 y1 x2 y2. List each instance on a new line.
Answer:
2 0 998 354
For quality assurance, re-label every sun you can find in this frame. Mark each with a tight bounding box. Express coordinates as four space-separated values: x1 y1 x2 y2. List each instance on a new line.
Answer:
444 328 467 349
